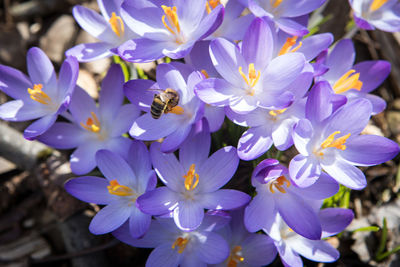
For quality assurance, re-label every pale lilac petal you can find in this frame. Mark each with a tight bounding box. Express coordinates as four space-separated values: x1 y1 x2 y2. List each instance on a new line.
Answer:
72 5 112 40
130 113 179 141
0 64 32 101
275 18 309 36
161 124 192 153
201 189 250 210
291 172 339 200
364 94 386 115
110 104 141 136
0 100 47 121
27 47 57 91
244 192 276 232
242 234 277 266
276 242 303 267
191 4 225 41
289 154 321 188
146 244 181 267
292 119 313 156
197 146 239 192
89 203 131 234
117 39 167 63
298 33 334 61
287 238 339 263
272 119 295 151
354 60 390 93
38 122 86 149
65 176 114 205
124 79 156 112
129 206 151 238
319 208 354 238
57 56 79 101
204 105 225 132
137 187 179 215
237 126 273 161
98 0 123 20
156 63 187 96
150 142 185 191
306 81 333 124
324 39 355 81
104 137 132 160
195 78 237 106
126 140 152 183
70 141 101 175
99 64 124 121
197 232 229 264
65 42 113 62
96 149 136 185
174 200 204 231
23 113 58 140
321 159 366 190
69 87 98 124
176 0 206 33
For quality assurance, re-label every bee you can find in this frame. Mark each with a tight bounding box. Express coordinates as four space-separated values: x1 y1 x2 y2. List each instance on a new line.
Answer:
150 88 180 119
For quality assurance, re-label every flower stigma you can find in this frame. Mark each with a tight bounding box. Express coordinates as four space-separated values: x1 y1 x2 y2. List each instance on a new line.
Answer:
315 131 351 156
183 164 199 191
172 236 189 253
109 12 125 37
80 111 101 133
278 36 302 56
107 179 135 197
227 246 244 267
169 106 185 115
270 0 283 8
28 84 51 105
333 69 363 94
239 63 261 95
370 0 388 12
161 5 184 44
269 108 287 117
201 69 210 79
206 0 220 14
268 175 291 193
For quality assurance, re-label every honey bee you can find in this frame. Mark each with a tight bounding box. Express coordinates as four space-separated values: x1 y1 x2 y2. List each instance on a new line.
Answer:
150 88 180 119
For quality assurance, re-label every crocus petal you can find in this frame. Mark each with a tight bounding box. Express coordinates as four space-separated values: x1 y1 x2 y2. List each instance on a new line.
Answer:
292 119 313 156
89 203 131 234
291 172 339 200
289 154 321 188
321 159 366 190
197 232 229 264
201 189 250 210
130 113 179 141
57 56 79 101
242 234 277 266
197 146 239 192
23 113 58 140
237 126 273 161
342 135 399 166
275 18 309 36
272 119 295 151
98 0 122 20
363 93 386 115
0 64 32 101
126 140 152 183
156 63 187 97
191 4 225 41
129 206 151 238
298 33 334 61
319 208 354 238
161 124 192 153
354 60 390 93
95 149 137 186
306 81 333 124
69 87 98 124
27 47 57 91
0 100 47 121
146 244 181 267
65 176 114 205
244 192 276 232
124 79 156 112
38 122 86 149
204 105 225 132
117 39 167 63
287 238 339 263
276 242 303 267
72 5 112 40
137 187 179 215
324 39 355 82
99 64 124 121
195 78 237 106
110 104 141 137
66 42 113 62
276 193 322 240
174 200 204 231
70 141 101 175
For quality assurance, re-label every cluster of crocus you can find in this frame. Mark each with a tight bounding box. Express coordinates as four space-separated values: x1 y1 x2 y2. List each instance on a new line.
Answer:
0 0 399 266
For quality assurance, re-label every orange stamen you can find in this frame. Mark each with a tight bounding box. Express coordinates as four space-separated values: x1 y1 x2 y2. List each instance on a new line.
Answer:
370 0 388 12
169 106 184 115
278 36 303 56
333 69 363 94
270 0 284 8
239 63 261 94
109 12 125 37
320 131 351 151
27 84 51 105
172 237 189 253
201 69 210 79
269 176 291 194
182 164 199 191
269 108 287 117
227 246 245 267
107 179 134 197
80 111 101 133
206 0 220 14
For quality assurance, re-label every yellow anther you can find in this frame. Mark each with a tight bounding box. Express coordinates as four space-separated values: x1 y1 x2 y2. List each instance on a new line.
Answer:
172 237 189 253
107 179 134 197
109 12 125 37
270 0 284 8
269 176 291 194
80 111 101 133
333 69 363 94
201 69 210 79
278 36 303 56
162 5 180 34
320 131 351 152
227 246 245 267
370 0 388 12
206 0 220 14
27 84 51 105
182 164 199 191
239 63 261 90
169 105 184 115
269 108 287 117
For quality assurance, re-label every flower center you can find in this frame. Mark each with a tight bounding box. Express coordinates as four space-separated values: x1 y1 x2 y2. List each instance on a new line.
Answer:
278 36 303 56
227 246 244 267
268 175 291 194
183 164 199 191
206 0 220 14
270 0 283 8
269 108 287 117
169 106 184 115
161 5 184 44
201 69 210 79
172 237 189 253
28 84 51 105
238 63 261 95
109 12 125 37
332 69 363 94
107 179 134 197
370 0 388 12
80 111 101 133
315 131 351 156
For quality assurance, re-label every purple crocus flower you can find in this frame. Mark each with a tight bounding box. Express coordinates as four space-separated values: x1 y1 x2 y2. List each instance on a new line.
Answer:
213 208 277 267
137 122 250 231
39 64 140 175
248 0 326 36
349 0 400 32
244 159 339 240
65 142 156 237
66 0 138 62
113 211 231 267
116 0 224 62
316 39 390 115
289 82 399 189
195 17 306 114
125 63 204 152
0 47 78 140
264 207 354 267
